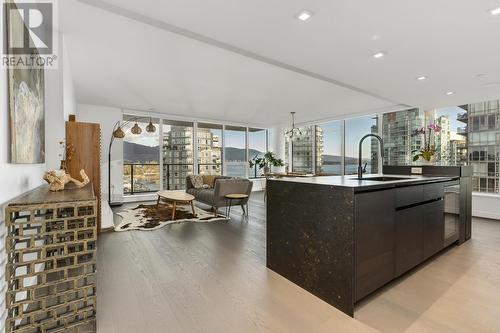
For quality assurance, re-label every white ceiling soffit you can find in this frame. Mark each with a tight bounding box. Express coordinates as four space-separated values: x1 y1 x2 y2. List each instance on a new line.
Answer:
73 0 500 114
61 0 410 127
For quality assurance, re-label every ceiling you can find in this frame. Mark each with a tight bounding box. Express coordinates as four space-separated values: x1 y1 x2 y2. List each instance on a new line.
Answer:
61 0 500 126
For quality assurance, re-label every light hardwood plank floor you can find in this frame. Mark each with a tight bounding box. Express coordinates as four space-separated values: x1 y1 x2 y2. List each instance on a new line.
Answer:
97 192 500 333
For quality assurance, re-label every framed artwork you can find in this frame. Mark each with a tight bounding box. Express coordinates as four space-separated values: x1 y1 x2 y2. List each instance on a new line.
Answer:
6 2 46 164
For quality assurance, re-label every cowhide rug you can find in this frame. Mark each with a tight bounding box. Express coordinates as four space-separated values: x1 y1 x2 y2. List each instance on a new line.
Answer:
115 204 227 232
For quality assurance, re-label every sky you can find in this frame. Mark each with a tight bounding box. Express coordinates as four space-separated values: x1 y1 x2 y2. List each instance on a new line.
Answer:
435 106 463 132
345 116 378 158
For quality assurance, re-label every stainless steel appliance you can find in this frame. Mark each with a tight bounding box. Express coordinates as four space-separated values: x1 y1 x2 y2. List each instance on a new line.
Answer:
444 183 460 247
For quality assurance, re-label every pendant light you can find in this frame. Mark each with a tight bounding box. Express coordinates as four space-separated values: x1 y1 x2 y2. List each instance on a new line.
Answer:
146 118 156 133
131 122 142 135
285 112 302 140
112 126 125 138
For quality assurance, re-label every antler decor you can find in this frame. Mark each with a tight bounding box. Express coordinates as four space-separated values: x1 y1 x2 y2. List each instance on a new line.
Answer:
43 169 90 191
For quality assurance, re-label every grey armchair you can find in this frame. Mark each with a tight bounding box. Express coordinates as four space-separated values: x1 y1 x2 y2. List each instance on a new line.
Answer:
186 176 253 216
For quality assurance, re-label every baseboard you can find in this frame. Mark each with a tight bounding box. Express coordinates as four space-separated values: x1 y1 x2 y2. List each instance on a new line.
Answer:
472 210 500 220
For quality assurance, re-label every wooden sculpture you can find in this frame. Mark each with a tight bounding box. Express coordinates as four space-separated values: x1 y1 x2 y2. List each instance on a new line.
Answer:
43 169 90 191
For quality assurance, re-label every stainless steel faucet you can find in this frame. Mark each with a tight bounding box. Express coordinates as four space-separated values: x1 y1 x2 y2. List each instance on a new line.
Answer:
358 134 384 180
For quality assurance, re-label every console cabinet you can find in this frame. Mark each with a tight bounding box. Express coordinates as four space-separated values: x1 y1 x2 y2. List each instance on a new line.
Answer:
4 184 97 333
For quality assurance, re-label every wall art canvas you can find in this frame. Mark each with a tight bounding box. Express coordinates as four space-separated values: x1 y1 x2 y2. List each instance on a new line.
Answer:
6 3 46 164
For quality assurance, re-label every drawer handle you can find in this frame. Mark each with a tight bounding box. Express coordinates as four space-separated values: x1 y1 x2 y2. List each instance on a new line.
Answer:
396 197 443 211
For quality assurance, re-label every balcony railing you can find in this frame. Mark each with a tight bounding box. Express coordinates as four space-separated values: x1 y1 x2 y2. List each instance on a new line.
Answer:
457 127 468 135
124 163 224 193
123 163 160 195
197 163 222 175
457 112 468 123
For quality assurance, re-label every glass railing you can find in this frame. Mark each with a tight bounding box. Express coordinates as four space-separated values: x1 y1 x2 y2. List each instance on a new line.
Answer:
163 163 194 190
197 163 222 175
225 161 247 178
124 163 225 193
123 164 161 195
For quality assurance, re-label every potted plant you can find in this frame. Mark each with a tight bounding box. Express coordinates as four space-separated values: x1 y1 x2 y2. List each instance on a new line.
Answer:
248 151 284 176
412 123 441 164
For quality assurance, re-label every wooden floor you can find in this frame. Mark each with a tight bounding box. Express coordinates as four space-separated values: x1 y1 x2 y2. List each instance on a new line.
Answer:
98 192 500 333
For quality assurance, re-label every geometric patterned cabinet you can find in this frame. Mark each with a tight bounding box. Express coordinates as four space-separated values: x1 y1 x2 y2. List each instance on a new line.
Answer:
4 183 97 333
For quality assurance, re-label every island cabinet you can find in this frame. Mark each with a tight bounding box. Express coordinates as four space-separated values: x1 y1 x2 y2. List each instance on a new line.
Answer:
267 172 471 317
355 182 447 301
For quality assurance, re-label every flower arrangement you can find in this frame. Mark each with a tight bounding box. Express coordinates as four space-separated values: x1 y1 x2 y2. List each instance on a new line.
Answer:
412 123 441 162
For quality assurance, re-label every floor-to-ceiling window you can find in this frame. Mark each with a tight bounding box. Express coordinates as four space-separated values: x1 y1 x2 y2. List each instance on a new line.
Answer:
467 100 499 192
290 126 315 173
248 128 268 177
163 120 194 190
383 107 467 167
197 123 222 175
345 115 379 175
122 116 160 194
315 121 342 175
122 115 272 194
225 125 247 177
383 108 423 166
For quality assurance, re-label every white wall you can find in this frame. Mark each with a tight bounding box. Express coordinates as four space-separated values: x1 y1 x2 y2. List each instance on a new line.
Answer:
0 71 47 333
472 193 500 220
62 36 76 120
270 125 286 173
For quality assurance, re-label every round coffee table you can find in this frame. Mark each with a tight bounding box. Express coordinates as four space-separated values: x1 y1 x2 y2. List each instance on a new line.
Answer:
156 190 196 220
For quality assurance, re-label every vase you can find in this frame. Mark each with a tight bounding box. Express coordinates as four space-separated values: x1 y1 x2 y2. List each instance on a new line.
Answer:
419 155 436 165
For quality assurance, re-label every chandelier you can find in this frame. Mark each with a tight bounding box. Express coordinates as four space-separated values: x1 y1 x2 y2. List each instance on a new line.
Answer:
285 112 302 140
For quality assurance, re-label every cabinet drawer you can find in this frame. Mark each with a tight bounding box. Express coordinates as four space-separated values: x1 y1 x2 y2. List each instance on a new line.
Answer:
395 185 423 208
423 182 444 201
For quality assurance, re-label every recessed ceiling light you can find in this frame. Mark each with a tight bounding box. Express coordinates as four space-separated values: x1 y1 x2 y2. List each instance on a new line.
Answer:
296 10 313 21
445 91 455 96
491 7 500 15
482 82 500 87
372 52 385 59
416 76 428 81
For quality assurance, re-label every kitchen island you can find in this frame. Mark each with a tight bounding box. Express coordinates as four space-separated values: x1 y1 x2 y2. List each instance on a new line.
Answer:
266 167 472 316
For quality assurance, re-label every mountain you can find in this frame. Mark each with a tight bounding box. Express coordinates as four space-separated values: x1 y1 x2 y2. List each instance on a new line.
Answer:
322 154 371 164
123 142 262 163
123 142 159 163
226 147 263 161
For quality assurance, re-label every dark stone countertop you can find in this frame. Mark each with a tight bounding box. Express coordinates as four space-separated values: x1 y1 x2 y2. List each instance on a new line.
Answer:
268 174 458 191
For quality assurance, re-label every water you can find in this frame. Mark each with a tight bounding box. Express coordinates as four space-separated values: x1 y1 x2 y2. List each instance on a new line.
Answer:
319 164 375 175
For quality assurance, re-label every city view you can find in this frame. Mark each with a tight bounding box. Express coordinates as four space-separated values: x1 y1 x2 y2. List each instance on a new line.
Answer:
123 99 500 194
123 120 267 193
287 99 500 193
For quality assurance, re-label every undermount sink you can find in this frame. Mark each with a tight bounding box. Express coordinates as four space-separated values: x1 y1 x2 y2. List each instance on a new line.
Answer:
354 176 414 182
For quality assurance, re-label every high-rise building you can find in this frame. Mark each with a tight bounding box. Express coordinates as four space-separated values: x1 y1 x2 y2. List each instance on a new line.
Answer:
382 108 425 165
163 126 221 190
463 100 500 193
197 131 222 175
435 115 451 164
286 126 323 173
449 131 467 166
